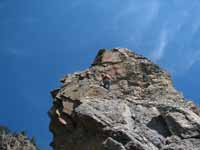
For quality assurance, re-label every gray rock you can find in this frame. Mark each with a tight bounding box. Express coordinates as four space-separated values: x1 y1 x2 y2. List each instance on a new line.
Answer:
49 48 200 150
159 107 200 138
103 137 126 150
0 133 37 150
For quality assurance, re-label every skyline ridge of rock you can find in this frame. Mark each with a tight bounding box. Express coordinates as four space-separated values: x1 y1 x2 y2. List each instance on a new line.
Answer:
49 48 200 150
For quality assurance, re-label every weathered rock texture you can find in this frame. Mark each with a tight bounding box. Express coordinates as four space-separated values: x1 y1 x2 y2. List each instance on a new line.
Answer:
49 48 200 150
0 132 37 150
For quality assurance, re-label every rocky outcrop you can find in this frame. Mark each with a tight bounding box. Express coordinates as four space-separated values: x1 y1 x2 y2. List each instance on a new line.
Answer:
0 132 37 150
49 48 200 150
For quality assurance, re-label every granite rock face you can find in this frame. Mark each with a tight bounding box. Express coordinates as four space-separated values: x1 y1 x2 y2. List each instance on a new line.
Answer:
49 48 200 150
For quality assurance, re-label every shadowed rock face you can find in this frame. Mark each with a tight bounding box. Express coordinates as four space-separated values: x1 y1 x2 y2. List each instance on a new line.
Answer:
49 48 200 150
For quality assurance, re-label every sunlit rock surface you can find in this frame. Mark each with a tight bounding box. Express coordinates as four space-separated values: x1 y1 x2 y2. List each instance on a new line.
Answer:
49 48 200 150
0 132 37 150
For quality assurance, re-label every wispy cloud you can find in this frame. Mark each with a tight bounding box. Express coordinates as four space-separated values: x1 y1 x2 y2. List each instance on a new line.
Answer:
192 21 200 34
150 29 168 62
113 0 160 28
111 0 160 47
146 0 160 22
186 51 200 70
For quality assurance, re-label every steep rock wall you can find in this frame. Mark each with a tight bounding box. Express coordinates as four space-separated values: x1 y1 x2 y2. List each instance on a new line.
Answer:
49 48 200 150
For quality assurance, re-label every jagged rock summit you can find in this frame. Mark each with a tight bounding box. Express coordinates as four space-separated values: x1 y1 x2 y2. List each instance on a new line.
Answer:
49 48 200 150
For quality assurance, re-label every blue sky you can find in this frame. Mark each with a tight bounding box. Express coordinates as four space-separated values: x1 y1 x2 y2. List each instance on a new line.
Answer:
1 0 200 149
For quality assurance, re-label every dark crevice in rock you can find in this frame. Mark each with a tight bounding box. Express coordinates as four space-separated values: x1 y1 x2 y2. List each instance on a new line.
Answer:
103 137 126 150
125 140 147 150
51 89 60 99
92 49 107 66
96 61 124 66
75 114 106 134
147 115 171 138
105 130 132 146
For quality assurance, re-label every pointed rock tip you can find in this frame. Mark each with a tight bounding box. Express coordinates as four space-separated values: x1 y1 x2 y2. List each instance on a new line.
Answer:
92 48 135 66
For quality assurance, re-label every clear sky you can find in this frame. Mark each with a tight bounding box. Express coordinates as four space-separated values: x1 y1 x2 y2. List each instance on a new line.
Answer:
1 0 200 149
